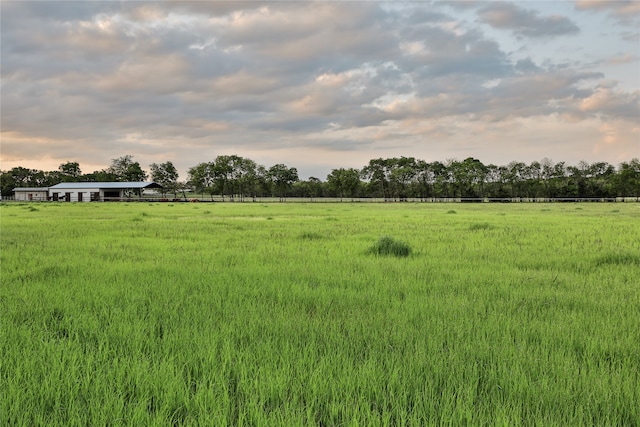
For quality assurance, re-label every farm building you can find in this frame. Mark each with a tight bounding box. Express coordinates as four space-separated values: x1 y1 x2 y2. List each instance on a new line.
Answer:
47 182 163 202
11 182 163 202
12 187 50 201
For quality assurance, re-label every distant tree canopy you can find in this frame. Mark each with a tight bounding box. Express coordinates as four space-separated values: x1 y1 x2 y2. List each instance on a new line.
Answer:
2 155 639 199
150 161 179 197
107 155 148 182
59 161 82 180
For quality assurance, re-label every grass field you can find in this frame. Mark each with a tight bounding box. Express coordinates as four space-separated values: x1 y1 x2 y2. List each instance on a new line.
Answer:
1 201 639 426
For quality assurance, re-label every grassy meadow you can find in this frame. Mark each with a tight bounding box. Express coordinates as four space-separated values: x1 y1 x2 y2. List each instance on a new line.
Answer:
1 201 639 426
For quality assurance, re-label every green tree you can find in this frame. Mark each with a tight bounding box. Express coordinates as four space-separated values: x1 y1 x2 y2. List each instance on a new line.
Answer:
150 161 179 197
0 170 18 197
586 162 615 197
58 162 82 181
388 157 418 200
6 166 37 187
267 164 299 201
211 155 245 201
0 167 54 197
187 162 215 198
430 161 449 197
83 169 119 183
526 161 544 198
614 158 640 197
294 177 324 200
107 155 148 182
413 160 436 200
540 158 555 198
361 158 390 200
255 165 271 198
551 161 568 197
327 168 361 201
236 157 259 201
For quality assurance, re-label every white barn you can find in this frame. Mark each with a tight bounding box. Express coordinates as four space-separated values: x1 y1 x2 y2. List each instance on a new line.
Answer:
43 182 163 202
48 182 162 202
12 187 50 201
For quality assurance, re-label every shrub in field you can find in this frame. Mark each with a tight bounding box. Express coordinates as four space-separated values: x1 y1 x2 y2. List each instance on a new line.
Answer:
368 236 412 257
469 222 493 231
299 231 323 240
595 252 640 266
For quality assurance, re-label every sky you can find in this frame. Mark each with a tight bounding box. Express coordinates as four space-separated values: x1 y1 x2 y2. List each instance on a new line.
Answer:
1 1 639 180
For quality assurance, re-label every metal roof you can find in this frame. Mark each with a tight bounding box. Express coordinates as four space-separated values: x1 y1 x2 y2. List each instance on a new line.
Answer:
49 182 163 189
12 187 50 192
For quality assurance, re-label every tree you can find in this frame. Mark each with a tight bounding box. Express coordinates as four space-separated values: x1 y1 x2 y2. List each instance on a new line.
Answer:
0 169 20 197
614 158 640 197
307 177 324 199
150 161 179 197
586 162 615 197
413 160 435 200
267 164 299 201
255 165 270 198
175 181 191 200
59 162 82 180
187 162 215 198
236 157 258 201
209 155 245 201
567 161 591 198
6 166 37 187
0 167 59 197
107 155 147 182
294 177 324 200
540 158 555 198
327 168 361 201
525 161 544 198
83 169 119 183
361 158 390 200
388 157 418 200
551 161 568 197
505 161 527 198
430 161 449 197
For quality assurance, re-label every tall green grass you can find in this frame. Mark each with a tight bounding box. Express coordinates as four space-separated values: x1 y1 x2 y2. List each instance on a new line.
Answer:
1 202 639 425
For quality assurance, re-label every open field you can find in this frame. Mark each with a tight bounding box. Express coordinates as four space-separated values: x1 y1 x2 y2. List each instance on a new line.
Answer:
1 202 639 426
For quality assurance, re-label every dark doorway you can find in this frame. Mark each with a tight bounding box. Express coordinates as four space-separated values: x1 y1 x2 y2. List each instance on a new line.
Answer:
104 190 120 201
78 192 83 202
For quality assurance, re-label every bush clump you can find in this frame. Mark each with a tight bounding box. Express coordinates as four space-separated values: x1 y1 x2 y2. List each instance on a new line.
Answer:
368 236 412 257
300 231 323 240
469 222 494 231
595 252 640 267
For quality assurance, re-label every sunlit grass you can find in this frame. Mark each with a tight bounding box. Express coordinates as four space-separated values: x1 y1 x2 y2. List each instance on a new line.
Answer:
1 202 639 425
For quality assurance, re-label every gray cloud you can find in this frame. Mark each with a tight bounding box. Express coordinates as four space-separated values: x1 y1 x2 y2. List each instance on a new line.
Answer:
478 2 580 38
575 0 640 26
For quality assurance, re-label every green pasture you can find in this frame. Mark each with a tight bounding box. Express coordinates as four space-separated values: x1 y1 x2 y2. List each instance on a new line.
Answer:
1 201 639 426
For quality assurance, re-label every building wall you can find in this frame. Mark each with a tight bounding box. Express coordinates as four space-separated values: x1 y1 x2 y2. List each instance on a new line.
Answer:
14 191 48 201
49 188 106 202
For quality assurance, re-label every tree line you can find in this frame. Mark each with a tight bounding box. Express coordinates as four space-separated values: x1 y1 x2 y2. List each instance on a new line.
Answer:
2 155 639 200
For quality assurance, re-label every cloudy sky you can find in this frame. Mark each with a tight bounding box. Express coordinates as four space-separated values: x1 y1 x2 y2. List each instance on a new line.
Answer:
1 1 639 179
